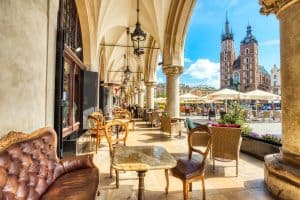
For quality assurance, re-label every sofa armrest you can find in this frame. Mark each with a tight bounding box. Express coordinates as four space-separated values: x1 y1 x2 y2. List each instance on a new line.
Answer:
60 154 96 173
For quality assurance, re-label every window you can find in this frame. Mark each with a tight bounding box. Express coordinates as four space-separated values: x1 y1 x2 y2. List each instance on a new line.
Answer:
274 75 277 79
224 56 227 61
245 48 249 54
233 72 240 83
274 81 277 86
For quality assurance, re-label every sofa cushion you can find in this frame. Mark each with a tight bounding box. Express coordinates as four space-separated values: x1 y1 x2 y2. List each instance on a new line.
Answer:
41 168 99 200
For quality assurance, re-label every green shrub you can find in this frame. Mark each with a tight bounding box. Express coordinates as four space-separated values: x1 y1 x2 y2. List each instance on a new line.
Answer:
218 101 252 134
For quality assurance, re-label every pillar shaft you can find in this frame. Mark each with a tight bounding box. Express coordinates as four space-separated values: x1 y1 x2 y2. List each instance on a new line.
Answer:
138 90 145 108
279 1 300 163
146 83 155 110
107 86 114 112
134 92 139 105
163 66 183 118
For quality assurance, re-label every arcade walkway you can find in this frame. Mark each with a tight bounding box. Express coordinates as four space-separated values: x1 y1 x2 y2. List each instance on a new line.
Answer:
93 120 274 200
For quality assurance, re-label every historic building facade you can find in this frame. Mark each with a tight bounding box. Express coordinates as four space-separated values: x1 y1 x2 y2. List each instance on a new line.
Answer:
220 16 271 92
270 64 281 95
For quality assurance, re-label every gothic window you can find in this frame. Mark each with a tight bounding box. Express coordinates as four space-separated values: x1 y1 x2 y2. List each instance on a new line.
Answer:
224 56 227 61
245 48 249 55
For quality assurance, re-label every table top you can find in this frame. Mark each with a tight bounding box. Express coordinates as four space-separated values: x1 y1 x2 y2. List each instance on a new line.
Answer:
112 145 176 171
171 117 186 121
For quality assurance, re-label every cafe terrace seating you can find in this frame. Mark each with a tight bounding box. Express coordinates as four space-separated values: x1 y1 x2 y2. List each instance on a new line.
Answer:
0 127 99 200
113 109 135 131
88 112 105 153
210 126 242 176
160 115 182 137
169 125 212 200
104 120 129 188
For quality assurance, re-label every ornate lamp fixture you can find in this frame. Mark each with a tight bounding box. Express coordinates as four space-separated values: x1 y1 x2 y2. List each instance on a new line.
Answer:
131 0 146 56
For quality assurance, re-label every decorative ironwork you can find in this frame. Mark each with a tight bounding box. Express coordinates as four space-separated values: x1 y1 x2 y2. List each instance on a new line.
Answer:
131 0 147 56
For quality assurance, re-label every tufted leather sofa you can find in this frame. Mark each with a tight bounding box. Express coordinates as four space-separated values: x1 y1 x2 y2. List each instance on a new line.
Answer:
0 127 99 200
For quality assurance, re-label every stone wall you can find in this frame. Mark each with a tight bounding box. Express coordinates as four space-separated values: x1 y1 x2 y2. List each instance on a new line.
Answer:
0 0 59 137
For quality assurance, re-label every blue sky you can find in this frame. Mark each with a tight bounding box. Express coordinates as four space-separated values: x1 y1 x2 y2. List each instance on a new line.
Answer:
156 0 280 89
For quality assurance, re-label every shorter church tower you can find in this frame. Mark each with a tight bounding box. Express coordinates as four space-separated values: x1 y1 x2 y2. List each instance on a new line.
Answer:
239 24 258 91
220 14 235 89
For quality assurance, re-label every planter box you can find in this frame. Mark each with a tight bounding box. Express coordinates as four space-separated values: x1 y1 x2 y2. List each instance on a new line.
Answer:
241 136 281 160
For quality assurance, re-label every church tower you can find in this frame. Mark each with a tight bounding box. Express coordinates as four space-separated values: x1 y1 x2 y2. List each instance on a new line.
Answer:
239 24 258 91
220 14 235 89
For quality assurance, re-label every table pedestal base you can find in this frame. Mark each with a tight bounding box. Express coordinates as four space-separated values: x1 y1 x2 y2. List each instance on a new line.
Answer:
137 171 146 200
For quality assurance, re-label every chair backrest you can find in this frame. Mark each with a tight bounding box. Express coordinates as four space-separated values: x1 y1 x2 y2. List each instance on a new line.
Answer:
185 118 196 131
210 127 242 160
0 128 64 199
251 110 257 117
263 111 271 118
273 111 281 119
188 125 212 161
160 115 171 132
114 110 132 120
88 112 104 128
104 120 129 154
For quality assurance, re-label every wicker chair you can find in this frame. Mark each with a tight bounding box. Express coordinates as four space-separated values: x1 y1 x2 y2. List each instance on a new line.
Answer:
149 111 161 127
168 125 212 200
210 127 242 176
104 120 129 188
273 111 281 121
262 111 271 122
160 115 182 137
87 112 105 153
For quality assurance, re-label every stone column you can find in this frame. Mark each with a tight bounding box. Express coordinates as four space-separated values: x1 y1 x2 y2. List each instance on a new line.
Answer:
131 93 135 105
138 89 145 108
107 85 114 112
134 91 139 105
260 1 300 199
145 82 155 110
163 66 183 117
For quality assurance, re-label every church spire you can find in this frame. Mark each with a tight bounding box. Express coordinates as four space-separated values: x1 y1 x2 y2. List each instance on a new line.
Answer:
221 12 233 41
225 11 230 34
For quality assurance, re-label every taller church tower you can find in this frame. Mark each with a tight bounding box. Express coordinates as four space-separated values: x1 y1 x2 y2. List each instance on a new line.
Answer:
220 14 235 89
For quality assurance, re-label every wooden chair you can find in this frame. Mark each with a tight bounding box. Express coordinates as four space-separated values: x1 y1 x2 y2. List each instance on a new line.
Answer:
87 112 105 153
168 125 212 200
114 109 135 131
210 127 242 176
104 120 129 188
160 115 182 137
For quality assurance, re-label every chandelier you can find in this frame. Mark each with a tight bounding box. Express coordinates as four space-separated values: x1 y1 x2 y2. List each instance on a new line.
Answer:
131 0 146 56
124 28 132 81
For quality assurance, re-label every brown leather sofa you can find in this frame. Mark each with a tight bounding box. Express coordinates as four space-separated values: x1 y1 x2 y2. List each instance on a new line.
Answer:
0 127 99 200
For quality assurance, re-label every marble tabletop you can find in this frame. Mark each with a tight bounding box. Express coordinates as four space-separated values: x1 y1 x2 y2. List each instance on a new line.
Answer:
112 145 177 171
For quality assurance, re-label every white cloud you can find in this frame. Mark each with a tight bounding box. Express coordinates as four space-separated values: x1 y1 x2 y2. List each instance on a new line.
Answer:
261 39 280 46
184 57 193 63
184 58 220 89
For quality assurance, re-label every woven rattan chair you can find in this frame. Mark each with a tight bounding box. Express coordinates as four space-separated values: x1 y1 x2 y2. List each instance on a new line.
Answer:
262 111 271 122
104 120 129 188
168 125 212 200
160 115 181 137
87 112 105 153
273 111 281 121
210 127 242 176
149 111 161 127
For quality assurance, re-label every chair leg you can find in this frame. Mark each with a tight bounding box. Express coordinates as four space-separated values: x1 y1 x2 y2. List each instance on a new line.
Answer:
189 182 192 192
201 176 206 200
116 170 119 188
110 165 113 178
213 158 215 171
164 169 169 195
236 159 238 177
183 181 189 200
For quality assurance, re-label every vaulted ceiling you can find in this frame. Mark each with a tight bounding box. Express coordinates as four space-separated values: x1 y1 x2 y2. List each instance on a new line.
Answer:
76 0 195 88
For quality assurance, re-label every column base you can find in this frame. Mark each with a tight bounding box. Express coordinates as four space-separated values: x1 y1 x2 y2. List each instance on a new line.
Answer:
264 152 300 199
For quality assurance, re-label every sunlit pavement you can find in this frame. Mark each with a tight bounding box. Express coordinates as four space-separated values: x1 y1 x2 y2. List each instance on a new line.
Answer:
94 119 274 200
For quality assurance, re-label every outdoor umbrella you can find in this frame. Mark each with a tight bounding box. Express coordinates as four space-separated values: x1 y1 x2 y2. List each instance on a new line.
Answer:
243 90 281 101
179 93 203 103
208 88 244 100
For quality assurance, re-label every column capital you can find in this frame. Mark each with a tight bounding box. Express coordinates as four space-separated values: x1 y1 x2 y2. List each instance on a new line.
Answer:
162 65 183 76
138 88 145 93
259 0 299 16
145 82 156 87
